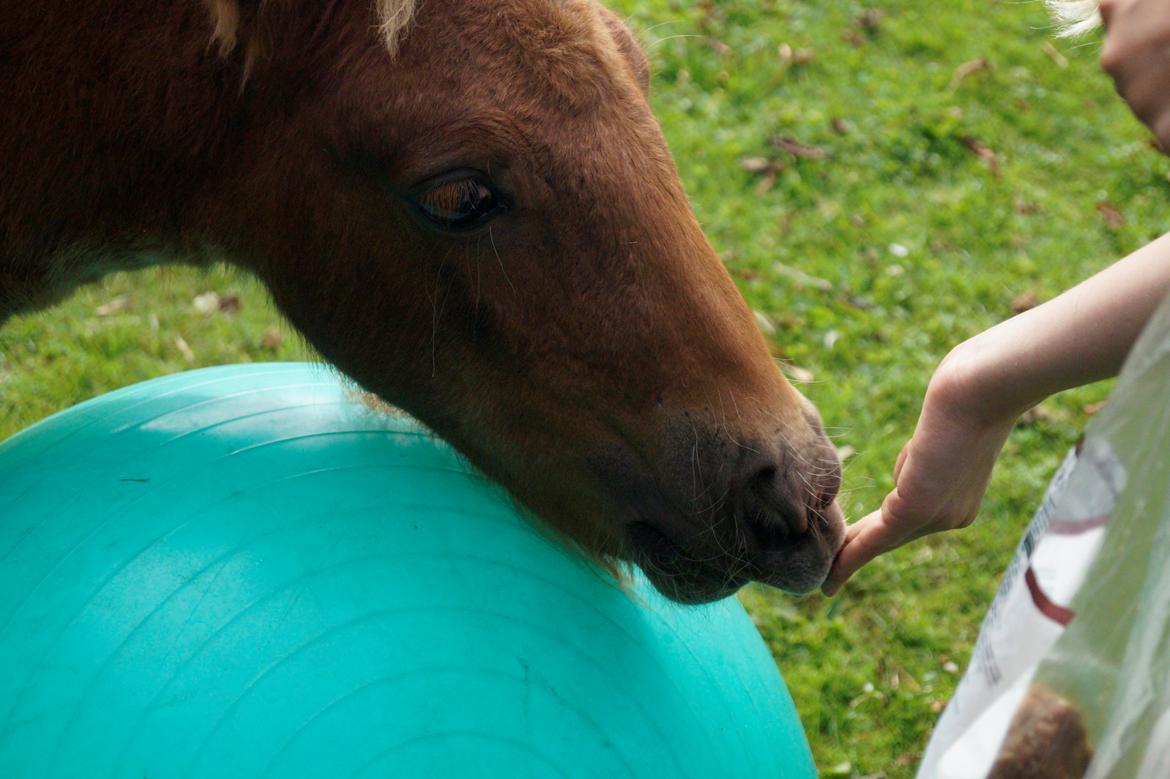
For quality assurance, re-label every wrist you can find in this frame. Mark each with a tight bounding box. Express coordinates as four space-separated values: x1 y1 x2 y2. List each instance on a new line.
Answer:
928 335 1040 428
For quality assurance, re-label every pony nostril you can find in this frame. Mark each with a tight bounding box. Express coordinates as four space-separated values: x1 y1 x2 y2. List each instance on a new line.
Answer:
745 462 809 545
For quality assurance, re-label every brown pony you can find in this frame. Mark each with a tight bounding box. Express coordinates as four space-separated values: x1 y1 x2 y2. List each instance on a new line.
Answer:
0 0 845 603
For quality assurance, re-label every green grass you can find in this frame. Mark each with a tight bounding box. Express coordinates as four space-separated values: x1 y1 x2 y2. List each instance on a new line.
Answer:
1 1 1167 776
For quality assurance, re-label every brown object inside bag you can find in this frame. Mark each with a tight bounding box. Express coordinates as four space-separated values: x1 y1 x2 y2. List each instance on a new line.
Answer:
986 685 1094 779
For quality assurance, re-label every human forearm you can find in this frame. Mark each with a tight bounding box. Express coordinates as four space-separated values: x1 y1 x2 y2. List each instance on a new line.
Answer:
826 233 1170 594
934 231 1170 423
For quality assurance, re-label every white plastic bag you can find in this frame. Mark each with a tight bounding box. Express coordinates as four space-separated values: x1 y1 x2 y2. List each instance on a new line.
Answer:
918 291 1170 778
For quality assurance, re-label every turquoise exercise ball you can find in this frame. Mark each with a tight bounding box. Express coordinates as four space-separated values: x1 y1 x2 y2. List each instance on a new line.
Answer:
0 363 816 778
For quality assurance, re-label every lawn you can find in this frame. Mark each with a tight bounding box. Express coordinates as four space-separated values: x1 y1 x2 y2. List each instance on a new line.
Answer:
2 1 1168 776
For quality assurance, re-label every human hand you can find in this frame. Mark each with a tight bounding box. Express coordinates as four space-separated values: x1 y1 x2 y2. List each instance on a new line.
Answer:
821 222 1170 595
1099 0 1170 151
822 349 1019 595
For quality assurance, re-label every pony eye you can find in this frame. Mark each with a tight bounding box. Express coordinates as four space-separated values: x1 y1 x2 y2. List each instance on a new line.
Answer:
412 172 507 232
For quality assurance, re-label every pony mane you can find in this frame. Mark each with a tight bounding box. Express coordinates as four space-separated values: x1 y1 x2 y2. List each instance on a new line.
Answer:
1044 0 1101 36
205 0 418 56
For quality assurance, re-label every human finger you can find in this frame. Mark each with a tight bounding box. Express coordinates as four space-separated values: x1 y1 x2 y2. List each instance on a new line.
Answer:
821 507 914 596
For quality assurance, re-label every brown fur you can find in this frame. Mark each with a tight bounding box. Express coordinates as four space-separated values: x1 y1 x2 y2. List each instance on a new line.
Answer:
0 0 844 602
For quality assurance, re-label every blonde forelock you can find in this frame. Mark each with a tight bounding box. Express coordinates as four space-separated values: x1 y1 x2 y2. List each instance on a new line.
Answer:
1044 0 1102 36
376 0 418 54
204 0 419 58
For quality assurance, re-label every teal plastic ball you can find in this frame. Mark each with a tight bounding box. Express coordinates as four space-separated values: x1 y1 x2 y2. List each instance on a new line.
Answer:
0 363 816 778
